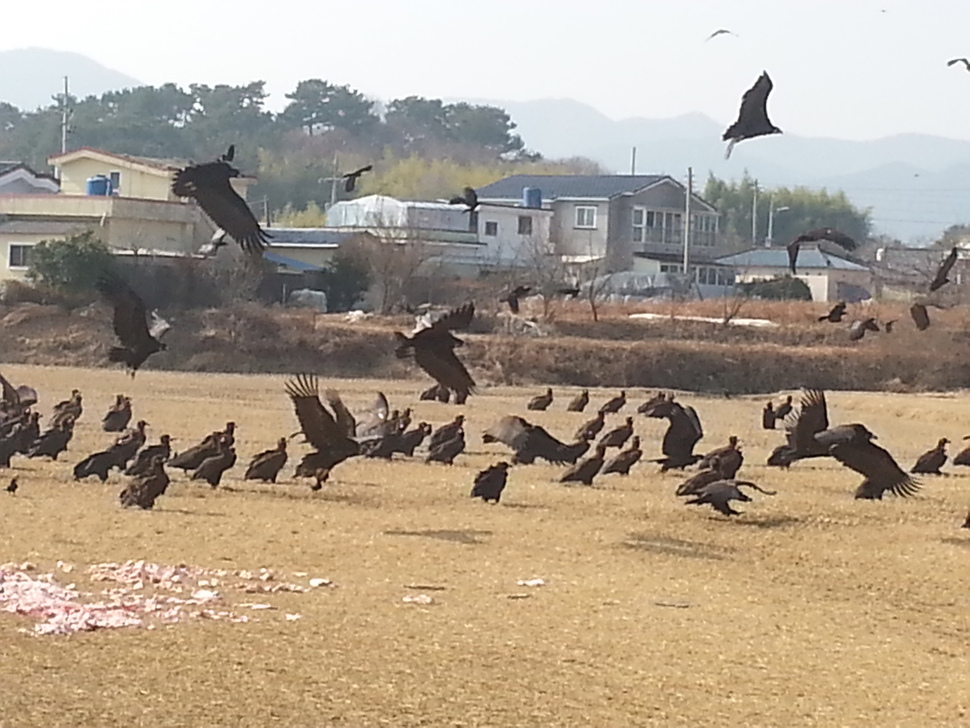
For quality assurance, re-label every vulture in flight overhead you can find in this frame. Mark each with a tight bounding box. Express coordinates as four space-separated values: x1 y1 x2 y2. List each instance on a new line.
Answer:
96 273 171 377
848 317 880 342
947 58 970 71
342 164 373 193
818 302 847 323
394 303 476 402
705 28 737 41
722 72 781 159
788 228 858 274
171 145 270 255
449 186 479 212
929 247 958 292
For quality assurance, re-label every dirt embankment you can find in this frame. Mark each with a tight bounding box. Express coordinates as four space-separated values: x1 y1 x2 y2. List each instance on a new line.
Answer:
1 301 968 393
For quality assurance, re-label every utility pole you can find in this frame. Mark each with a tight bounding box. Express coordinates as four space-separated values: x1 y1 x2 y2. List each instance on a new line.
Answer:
751 181 758 246
630 147 637 175
328 152 339 210
683 167 692 273
765 195 774 248
60 76 70 154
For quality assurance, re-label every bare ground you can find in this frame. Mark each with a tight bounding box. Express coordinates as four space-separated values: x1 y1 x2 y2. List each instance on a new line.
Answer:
0 365 968 727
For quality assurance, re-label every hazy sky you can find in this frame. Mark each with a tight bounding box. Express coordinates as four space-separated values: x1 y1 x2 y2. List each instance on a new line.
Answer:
4 0 970 141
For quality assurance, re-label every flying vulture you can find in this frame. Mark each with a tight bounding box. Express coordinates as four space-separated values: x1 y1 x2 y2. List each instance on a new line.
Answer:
929 247 958 292
394 303 476 402
171 145 270 255
705 29 737 41
848 317 880 342
285 375 362 485
722 72 781 159
788 228 858 274
342 164 373 193
818 302 847 323
96 274 171 376
947 58 970 71
501 285 533 314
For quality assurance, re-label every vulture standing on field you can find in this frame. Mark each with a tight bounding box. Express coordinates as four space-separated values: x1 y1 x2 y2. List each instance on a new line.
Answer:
788 228 858 275
119 456 170 510
426 429 466 464
598 391 627 415
697 435 743 479
342 164 372 193
101 395 132 432
600 436 642 476
929 247 958 292
245 438 288 483
471 462 510 503
597 416 634 449
52 390 83 428
574 411 606 442
642 397 704 471
125 435 172 477
171 145 270 255
818 302 847 323
6 478 17 494
483 415 589 465
559 444 608 486
722 72 781 159
191 434 237 488
96 274 171 376
27 419 75 460
774 395 794 422
762 402 776 430
951 436 970 466
527 388 554 411
394 303 476 402
566 389 589 412
428 416 465 452
848 317 880 341
684 479 776 516
285 374 362 484
911 437 949 475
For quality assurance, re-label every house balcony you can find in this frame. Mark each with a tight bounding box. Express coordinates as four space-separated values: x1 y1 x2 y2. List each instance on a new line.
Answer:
634 228 720 249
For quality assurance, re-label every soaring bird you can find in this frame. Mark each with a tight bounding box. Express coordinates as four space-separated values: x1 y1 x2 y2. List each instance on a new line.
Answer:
911 438 948 475
342 164 373 193
484 415 590 465
102 395 132 433
705 28 737 41
394 303 476 402
171 146 270 255
848 317 880 341
829 438 921 500
684 480 776 516
501 285 533 314
788 228 858 274
566 389 589 412
527 388 554 411
929 247 958 292
722 72 781 159
245 438 288 483
818 302 847 323
471 462 510 503
449 186 479 211
642 397 704 470
947 58 970 71
96 273 170 376
286 375 361 483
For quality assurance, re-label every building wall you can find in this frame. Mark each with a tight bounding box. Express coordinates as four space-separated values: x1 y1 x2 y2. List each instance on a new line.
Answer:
552 200 608 259
0 176 57 195
734 266 872 302
476 206 553 265
58 158 174 200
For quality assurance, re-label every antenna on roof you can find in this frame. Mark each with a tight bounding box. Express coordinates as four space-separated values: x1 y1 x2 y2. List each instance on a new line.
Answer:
630 146 637 175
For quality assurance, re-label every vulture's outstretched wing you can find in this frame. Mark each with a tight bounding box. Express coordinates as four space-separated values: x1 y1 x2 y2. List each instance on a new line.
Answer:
787 228 858 274
929 247 958 292
172 158 269 255
830 440 920 499
96 274 154 351
325 389 356 438
284 374 347 451
788 389 829 452
413 346 476 399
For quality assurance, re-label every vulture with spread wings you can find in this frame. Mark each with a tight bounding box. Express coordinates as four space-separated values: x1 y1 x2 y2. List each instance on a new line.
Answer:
722 72 781 159
171 145 270 255
829 438 921 500
96 273 171 377
929 247 958 292
394 303 476 402
642 397 704 470
285 374 361 486
788 228 858 274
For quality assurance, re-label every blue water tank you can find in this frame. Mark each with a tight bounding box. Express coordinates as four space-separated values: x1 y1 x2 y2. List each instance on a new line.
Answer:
86 175 111 196
522 187 542 209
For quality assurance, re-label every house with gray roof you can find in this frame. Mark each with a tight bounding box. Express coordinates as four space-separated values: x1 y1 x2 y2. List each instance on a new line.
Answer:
475 174 726 275
717 244 873 302
0 162 59 195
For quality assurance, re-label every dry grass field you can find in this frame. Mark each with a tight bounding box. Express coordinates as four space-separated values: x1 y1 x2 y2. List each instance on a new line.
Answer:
0 364 968 727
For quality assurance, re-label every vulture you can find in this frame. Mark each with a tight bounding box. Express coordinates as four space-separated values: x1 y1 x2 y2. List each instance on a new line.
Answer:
818 302 847 323
168 431 223 471
848 317 880 342
883 319 898 333
102 395 132 432
697 436 743 479
426 430 465 464
705 28 737 41
395 423 432 457
963 510 970 529
26 419 75 460
394 303 476 402
684 480 776 516
788 229 858 275
471 462 510 504
353 392 391 439
774 395 794 422
929 247 958 292
429 416 465 452
947 58 970 71
637 392 667 415
598 417 634 449
501 285 533 314
829 438 921 500
642 397 704 471
73 449 123 483
244 438 288 483
527 388 554 411
574 412 606 442
125 435 172 477
190 435 237 488
111 419 149 469
52 390 83 427
171 145 270 254
419 384 450 403
7 412 40 458
0 371 35 420
559 444 608 486
675 468 726 497
483 415 589 465
600 436 642 476
96 273 171 376
722 72 781 159
910 302 931 331
566 389 589 412
952 436 970 466
119 456 170 510
342 164 372 193
598 391 627 415
285 374 361 483
767 389 846 467
762 402 776 430
911 438 948 475
449 186 479 211
6 477 17 494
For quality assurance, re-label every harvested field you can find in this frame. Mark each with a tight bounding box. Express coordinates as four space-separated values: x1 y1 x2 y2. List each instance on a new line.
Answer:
1 364 968 727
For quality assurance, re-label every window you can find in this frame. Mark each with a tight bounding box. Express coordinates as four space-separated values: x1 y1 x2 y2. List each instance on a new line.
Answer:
574 205 597 229
517 215 533 235
646 211 661 228
468 210 479 232
632 207 645 243
484 221 498 236
7 244 32 269
659 263 683 274
665 212 682 231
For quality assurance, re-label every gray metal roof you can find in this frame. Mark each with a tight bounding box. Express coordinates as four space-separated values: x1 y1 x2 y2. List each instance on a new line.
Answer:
264 227 360 247
476 174 667 201
716 247 869 271
263 250 324 271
